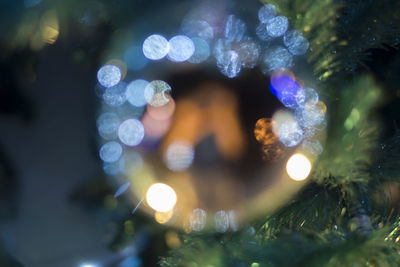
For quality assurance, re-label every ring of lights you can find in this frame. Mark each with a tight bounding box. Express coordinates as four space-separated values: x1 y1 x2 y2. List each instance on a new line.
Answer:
95 2 327 232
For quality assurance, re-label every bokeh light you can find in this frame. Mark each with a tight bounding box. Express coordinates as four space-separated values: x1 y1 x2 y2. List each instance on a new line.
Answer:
144 80 172 107
224 15 246 42
214 210 229 233
286 153 312 181
272 110 303 147
97 65 121 88
235 40 260 69
262 46 293 74
301 140 323 156
256 23 273 41
142 112 171 139
258 4 277 23
126 79 150 107
188 37 210 63
155 209 174 224
167 35 195 62
283 30 310 55
270 71 303 108
189 208 207 232
254 118 277 145
164 141 195 171
146 183 177 212
147 95 175 121
99 141 123 163
266 16 289 37
142 34 170 60
97 112 120 140
181 19 214 43
216 50 241 78
118 119 145 146
103 82 127 107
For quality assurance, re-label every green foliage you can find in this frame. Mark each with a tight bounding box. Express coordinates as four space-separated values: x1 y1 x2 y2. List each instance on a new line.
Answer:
313 76 382 186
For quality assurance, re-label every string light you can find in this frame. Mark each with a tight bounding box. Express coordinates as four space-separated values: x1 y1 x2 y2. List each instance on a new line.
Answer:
286 153 312 181
146 183 177 212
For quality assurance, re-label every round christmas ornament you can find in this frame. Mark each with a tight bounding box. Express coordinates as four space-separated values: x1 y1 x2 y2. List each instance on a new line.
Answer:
94 1 327 232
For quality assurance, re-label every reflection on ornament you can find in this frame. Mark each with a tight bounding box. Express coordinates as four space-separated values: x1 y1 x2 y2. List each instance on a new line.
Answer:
286 153 312 181
146 183 177 212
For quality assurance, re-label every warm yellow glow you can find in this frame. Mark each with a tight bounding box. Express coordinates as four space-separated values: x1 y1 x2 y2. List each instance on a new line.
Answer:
154 209 174 224
146 183 177 212
286 153 312 181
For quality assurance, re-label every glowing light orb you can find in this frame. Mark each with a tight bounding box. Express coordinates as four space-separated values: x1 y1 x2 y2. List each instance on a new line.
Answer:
164 141 195 171
103 82 127 107
286 153 312 181
216 50 241 78
224 15 246 42
272 110 304 147
270 72 302 108
168 35 195 62
97 112 120 140
99 141 123 163
190 208 207 232
144 80 172 107
214 210 229 233
236 40 261 69
188 37 210 64
262 46 293 74
266 16 289 37
258 4 277 23
126 79 150 107
142 34 170 60
146 183 177 212
118 119 145 146
97 65 121 88
283 30 310 55
254 118 277 145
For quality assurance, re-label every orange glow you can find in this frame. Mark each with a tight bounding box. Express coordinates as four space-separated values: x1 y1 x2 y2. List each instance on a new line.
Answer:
254 118 277 145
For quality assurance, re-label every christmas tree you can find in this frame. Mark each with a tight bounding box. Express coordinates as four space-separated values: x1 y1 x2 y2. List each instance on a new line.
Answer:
1 0 400 266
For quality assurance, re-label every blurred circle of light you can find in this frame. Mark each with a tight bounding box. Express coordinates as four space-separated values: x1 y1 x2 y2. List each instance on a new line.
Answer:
262 46 293 74
144 80 172 107
188 37 210 63
105 59 127 80
146 183 177 212
126 79 150 107
297 100 327 128
272 110 303 147
99 141 123 163
258 4 277 23
103 82 127 107
254 118 277 145
142 34 170 60
216 50 241 78
123 45 148 71
236 40 261 69
286 153 312 181
181 20 214 43
190 208 207 232
164 141 195 171
118 119 145 147
97 112 120 140
301 140 323 156
270 72 302 108
283 30 310 55
167 35 195 62
97 65 121 88
103 159 124 176
214 210 229 233
256 23 273 42
266 16 289 37
224 15 246 42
